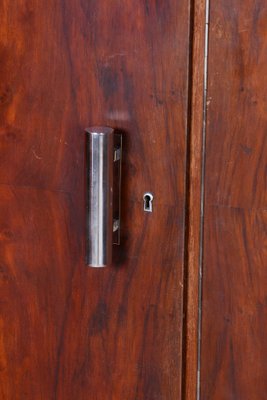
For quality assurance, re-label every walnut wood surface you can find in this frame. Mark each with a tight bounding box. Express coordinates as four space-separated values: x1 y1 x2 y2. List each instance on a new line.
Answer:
0 1 190 399
183 0 206 398
201 1 267 398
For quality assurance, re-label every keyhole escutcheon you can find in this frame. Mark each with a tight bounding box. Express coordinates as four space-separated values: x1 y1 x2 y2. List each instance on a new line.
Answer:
143 193 154 212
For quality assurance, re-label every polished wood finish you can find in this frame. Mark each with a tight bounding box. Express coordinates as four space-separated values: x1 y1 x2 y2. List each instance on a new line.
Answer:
0 1 190 399
201 1 267 398
183 0 206 398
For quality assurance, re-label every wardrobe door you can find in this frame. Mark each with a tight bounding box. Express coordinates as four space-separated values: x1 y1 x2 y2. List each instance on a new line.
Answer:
201 1 267 398
0 1 191 399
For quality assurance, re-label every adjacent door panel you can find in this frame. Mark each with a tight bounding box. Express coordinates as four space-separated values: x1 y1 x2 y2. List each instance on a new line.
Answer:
201 1 267 398
0 1 190 399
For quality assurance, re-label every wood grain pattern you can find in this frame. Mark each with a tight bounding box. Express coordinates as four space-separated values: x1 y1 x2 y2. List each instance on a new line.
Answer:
0 1 190 399
183 0 206 398
0 185 78 399
201 0 267 398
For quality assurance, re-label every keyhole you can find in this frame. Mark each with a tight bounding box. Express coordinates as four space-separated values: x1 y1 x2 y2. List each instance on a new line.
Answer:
143 193 153 212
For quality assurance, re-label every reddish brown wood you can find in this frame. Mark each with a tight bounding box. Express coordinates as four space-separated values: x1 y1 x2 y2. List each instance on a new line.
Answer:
0 1 191 399
201 1 267 398
184 0 206 398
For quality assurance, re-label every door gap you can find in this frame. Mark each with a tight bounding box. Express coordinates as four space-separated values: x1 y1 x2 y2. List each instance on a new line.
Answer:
197 0 210 398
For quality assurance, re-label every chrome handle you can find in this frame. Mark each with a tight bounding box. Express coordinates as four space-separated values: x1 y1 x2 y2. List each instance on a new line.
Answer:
85 127 122 267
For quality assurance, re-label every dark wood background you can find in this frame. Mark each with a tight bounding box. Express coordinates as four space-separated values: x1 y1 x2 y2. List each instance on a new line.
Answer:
2 1 266 399
0 1 190 399
201 0 267 398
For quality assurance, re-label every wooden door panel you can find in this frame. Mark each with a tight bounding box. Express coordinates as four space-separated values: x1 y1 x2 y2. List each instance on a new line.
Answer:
0 2 80 191
202 207 267 399
56 203 184 400
201 1 267 398
204 0 267 209
0 1 190 399
0 185 77 399
60 0 189 206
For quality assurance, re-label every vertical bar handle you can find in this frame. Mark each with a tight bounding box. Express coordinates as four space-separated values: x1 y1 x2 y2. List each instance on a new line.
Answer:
85 126 121 267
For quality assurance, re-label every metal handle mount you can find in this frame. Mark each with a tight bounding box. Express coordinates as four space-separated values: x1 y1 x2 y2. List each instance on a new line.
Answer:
85 126 122 267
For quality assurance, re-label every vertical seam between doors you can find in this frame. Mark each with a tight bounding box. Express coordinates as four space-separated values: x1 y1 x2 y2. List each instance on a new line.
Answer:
197 0 210 399
181 0 200 397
